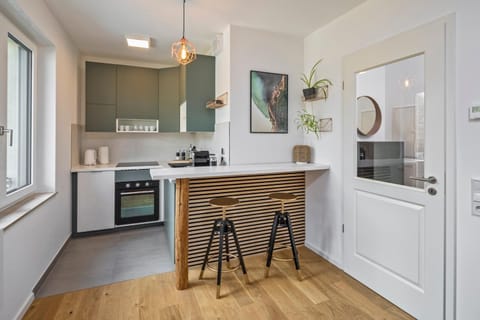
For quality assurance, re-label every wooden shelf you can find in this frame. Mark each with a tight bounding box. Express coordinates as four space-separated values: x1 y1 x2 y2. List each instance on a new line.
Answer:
206 92 228 109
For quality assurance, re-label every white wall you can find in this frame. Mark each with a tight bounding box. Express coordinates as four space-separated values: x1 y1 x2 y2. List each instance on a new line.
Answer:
455 1 480 319
303 0 455 312
0 0 78 319
228 25 304 165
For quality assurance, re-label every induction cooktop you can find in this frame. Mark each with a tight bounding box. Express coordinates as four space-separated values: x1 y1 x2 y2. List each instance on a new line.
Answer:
116 161 159 168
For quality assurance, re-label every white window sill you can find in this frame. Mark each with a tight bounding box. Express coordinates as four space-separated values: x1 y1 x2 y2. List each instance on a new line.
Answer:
0 192 57 231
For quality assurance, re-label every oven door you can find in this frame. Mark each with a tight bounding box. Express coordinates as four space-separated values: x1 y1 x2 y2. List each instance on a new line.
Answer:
115 186 159 225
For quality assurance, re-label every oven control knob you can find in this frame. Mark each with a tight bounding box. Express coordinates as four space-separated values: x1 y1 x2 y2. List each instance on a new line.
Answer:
135 182 140 187
125 183 130 188
145 182 150 187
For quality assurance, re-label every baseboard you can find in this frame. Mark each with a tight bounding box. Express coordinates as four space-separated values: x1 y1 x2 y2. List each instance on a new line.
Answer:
304 241 343 269
14 292 34 320
32 235 71 295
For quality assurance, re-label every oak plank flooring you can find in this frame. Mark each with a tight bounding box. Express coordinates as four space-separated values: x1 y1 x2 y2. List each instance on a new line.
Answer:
24 247 413 320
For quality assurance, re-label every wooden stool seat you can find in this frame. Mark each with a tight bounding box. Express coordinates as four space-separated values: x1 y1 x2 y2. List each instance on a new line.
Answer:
209 197 239 208
199 196 248 299
269 192 297 202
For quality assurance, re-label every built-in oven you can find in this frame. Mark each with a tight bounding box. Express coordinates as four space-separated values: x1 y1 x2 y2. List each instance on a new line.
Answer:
115 169 159 226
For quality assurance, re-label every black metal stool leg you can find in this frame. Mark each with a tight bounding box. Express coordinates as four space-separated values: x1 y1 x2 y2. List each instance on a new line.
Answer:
216 220 225 299
265 213 280 278
199 220 218 280
225 227 231 269
285 213 302 280
229 220 249 284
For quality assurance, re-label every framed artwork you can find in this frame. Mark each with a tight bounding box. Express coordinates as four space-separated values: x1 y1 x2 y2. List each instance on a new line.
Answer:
250 70 288 133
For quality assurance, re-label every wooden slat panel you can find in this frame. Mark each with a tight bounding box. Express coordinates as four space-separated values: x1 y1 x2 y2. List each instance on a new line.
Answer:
188 172 305 266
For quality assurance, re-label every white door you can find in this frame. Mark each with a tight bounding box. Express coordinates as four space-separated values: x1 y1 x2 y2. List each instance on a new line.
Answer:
343 19 447 319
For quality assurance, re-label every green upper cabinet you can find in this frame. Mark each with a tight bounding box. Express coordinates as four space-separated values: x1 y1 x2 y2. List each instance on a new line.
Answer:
117 65 159 119
158 67 180 132
84 57 215 132
85 62 117 132
181 55 216 132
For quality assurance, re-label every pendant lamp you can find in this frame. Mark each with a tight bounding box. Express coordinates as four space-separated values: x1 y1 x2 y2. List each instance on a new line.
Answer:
171 0 196 65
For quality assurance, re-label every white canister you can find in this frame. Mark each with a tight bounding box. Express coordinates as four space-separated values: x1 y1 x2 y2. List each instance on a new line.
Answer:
84 149 97 166
98 146 109 164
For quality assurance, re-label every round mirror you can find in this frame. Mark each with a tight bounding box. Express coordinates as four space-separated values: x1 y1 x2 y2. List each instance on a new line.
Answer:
357 95 382 136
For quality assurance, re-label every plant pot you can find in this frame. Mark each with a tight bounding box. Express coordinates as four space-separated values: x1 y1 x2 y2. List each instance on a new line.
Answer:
302 87 317 100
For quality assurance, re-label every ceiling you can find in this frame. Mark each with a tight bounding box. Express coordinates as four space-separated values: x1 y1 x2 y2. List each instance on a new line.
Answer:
44 0 365 65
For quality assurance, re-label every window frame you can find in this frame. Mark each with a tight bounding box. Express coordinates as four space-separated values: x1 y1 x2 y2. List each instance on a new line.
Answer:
0 15 37 210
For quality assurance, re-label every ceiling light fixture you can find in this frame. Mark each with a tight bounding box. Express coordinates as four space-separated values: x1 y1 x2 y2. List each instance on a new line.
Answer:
171 0 196 65
126 35 150 49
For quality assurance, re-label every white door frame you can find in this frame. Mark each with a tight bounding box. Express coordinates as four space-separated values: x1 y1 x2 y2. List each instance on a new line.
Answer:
341 15 456 320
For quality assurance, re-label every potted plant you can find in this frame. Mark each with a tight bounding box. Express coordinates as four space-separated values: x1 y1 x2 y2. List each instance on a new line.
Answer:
295 109 321 138
301 59 332 100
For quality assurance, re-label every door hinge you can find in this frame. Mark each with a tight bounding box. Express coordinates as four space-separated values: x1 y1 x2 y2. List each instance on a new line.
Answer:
342 224 345 233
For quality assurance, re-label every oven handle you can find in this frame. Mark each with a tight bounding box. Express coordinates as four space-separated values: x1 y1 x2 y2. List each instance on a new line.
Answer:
119 190 155 196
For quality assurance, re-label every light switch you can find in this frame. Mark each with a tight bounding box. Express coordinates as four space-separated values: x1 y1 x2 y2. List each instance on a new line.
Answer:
472 178 480 217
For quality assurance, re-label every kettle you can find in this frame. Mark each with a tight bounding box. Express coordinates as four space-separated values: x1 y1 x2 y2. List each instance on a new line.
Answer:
84 149 97 166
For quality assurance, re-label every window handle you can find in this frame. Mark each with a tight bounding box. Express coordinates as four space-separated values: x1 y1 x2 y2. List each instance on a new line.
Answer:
0 126 13 146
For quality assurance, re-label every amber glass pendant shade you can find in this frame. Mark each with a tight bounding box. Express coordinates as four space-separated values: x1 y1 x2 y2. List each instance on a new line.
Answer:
171 0 196 65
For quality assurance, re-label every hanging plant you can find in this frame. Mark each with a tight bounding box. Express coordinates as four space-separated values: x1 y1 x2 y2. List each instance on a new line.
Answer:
301 59 333 100
295 109 321 138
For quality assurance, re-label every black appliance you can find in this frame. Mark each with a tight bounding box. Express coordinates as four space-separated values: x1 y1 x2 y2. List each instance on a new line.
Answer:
193 150 210 166
115 169 159 226
116 161 159 168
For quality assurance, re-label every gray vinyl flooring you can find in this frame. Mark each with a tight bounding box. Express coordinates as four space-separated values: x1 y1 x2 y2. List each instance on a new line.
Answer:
37 226 174 297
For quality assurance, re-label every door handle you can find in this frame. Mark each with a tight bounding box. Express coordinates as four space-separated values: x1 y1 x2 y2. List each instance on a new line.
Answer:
0 126 13 146
409 176 437 184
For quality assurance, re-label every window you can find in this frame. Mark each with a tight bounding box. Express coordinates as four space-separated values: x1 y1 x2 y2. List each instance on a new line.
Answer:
5 34 33 194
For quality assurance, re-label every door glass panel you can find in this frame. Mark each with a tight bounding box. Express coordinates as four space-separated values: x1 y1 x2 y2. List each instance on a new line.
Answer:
120 193 155 218
6 35 32 194
356 54 425 188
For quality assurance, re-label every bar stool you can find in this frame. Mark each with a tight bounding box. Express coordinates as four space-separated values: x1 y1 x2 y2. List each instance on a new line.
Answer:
265 192 302 280
198 197 249 299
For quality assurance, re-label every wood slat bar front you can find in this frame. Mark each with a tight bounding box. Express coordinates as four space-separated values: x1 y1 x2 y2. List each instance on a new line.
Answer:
187 172 305 267
174 172 306 289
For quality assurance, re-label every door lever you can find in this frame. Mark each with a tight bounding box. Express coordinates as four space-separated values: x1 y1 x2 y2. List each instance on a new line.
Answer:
409 176 437 184
0 126 13 146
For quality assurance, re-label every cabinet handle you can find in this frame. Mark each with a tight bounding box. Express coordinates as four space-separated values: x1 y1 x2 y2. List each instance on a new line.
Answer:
120 190 155 196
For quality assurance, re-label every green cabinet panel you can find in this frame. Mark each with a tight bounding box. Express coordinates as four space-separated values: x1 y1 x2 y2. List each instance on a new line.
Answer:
185 55 215 132
85 104 117 132
86 62 117 105
158 67 180 132
117 65 159 119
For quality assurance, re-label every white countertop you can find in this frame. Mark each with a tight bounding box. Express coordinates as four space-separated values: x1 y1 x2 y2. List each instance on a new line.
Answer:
71 163 164 172
149 162 330 180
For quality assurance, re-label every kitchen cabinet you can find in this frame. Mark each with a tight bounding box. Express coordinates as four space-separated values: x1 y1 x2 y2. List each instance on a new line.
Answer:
158 67 180 132
117 65 159 119
85 62 117 132
181 55 216 132
76 171 115 233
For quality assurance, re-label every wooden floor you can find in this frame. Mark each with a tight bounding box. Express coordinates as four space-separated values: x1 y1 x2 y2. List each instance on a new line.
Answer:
24 247 414 320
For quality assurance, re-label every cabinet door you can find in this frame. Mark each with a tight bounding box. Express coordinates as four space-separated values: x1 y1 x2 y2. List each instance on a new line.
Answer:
158 67 180 132
186 55 215 132
77 171 115 232
86 62 117 105
86 62 117 131
117 65 159 119
86 104 116 132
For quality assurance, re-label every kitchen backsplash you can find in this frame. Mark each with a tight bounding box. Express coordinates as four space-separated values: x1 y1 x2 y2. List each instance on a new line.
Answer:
72 122 230 165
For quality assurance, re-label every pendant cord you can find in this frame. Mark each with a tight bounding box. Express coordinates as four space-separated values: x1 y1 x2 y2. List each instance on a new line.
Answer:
182 0 186 38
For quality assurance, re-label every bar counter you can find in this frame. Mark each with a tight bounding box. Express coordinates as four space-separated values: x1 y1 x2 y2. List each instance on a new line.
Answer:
150 162 330 290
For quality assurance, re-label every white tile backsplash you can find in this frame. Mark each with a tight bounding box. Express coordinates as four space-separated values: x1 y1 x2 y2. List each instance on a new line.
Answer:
76 123 230 165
